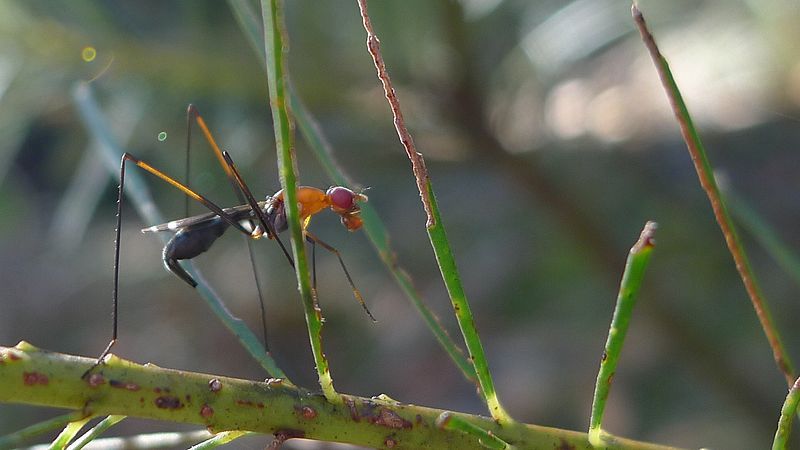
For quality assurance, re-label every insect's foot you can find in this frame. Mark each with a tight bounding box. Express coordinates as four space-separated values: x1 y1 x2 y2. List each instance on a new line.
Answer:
82 339 116 380
82 358 106 380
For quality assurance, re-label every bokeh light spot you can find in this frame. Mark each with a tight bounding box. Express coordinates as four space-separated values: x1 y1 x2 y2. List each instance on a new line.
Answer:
81 46 97 62
157 131 167 142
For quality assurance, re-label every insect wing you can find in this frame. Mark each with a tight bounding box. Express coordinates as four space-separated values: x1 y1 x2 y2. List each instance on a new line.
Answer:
142 201 267 233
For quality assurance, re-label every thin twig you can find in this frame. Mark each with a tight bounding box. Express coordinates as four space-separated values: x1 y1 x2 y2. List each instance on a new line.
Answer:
589 222 657 446
632 4 795 386
356 0 433 228
259 0 336 401
355 0 513 425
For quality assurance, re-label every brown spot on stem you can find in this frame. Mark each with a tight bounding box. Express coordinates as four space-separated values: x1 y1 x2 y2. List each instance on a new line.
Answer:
370 408 412 429
23 372 48 386
109 379 140 391
557 438 576 450
235 399 264 409
86 373 105 387
154 396 183 409
200 404 214 419
345 398 360 422
300 405 317 420
0 348 21 363
268 429 305 449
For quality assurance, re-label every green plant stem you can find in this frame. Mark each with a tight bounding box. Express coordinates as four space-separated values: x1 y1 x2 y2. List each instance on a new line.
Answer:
67 415 125 450
290 96 478 386
589 222 657 446
425 181 510 423
0 412 86 449
227 0 477 388
48 417 91 450
355 0 511 425
189 431 252 449
772 376 800 450
437 412 516 449
0 343 684 450
259 0 335 401
632 4 795 386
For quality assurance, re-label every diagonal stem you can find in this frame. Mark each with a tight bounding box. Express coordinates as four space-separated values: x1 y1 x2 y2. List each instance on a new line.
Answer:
633 4 795 386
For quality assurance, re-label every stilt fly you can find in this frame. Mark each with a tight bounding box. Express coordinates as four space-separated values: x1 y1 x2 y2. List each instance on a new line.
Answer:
86 105 374 375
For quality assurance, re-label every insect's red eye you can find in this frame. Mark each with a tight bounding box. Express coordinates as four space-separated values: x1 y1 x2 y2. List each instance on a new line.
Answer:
327 186 355 211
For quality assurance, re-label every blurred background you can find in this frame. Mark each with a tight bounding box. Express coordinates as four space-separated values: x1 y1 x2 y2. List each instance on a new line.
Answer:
2 0 800 448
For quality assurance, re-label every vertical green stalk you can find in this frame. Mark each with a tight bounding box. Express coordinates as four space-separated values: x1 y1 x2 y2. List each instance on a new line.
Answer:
772 376 800 450
355 0 511 424
589 222 657 446
260 0 337 402
633 4 795 386
228 0 476 387
290 95 478 386
425 182 512 424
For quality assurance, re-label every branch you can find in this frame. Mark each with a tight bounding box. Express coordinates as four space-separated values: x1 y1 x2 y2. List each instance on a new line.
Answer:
1 343 682 450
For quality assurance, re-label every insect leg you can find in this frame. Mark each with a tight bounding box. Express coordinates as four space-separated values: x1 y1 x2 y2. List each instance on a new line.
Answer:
304 231 376 322
220 151 294 266
186 106 292 354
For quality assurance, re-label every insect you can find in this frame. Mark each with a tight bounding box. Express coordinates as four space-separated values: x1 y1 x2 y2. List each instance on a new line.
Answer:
87 105 374 374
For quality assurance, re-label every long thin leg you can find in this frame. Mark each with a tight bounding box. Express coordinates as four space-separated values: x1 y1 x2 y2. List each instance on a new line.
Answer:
304 231 377 322
312 237 318 292
188 104 269 234
187 105 250 216
83 153 128 378
307 236 319 310
122 153 252 235
187 106 270 353
187 105 235 184
187 106 295 266
184 104 192 218
221 151 294 266
83 152 274 378
186 106 294 354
